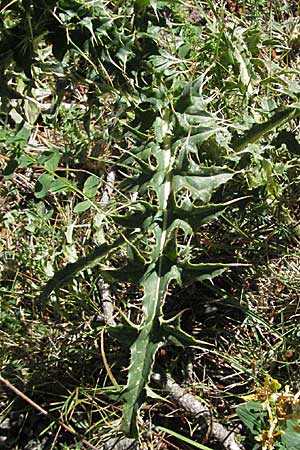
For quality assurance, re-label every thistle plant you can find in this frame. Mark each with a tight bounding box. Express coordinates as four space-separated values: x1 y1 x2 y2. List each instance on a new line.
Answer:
41 73 248 437
36 0 300 441
2 2 300 449
41 70 300 438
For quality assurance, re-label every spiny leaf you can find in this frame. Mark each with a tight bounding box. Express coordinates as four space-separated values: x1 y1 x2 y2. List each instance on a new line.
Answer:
111 202 157 228
173 197 244 229
180 261 249 284
109 323 138 347
119 89 248 437
231 107 300 151
121 262 181 437
173 171 235 204
161 311 213 348
40 232 135 300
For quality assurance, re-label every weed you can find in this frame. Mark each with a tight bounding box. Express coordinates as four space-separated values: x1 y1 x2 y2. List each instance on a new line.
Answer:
1 1 300 449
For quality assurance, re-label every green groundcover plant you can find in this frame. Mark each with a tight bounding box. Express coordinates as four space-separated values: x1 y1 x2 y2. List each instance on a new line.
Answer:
2 0 300 447
40 75 300 438
237 376 300 450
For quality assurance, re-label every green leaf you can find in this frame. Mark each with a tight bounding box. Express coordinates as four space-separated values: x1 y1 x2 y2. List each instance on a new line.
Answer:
24 99 40 125
173 171 234 204
231 107 300 151
121 262 181 437
135 0 151 7
111 202 157 228
83 175 100 197
280 419 300 448
18 154 33 168
236 401 266 435
116 45 134 69
40 232 134 301
153 117 171 144
74 200 92 214
39 77 253 442
109 323 139 346
162 312 211 348
118 95 249 437
50 177 75 193
3 158 18 178
174 198 244 230
180 262 233 283
35 173 54 198
231 33 257 96
7 126 31 147
38 148 61 172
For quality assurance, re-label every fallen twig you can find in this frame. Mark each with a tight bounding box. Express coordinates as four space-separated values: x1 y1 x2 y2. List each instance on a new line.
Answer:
96 167 117 325
153 372 245 450
102 436 138 450
97 276 116 326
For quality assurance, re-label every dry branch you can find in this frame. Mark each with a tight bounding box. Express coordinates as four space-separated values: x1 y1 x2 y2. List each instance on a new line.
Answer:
102 436 138 450
153 372 245 450
97 168 117 325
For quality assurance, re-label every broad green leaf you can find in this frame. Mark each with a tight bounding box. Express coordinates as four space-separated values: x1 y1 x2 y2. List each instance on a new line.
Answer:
281 419 300 448
35 173 54 198
50 177 75 193
6 126 31 147
173 172 234 204
38 148 61 172
3 158 18 178
74 200 92 214
24 99 40 125
83 175 100 198
18 154 33 168
236 401 266 435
